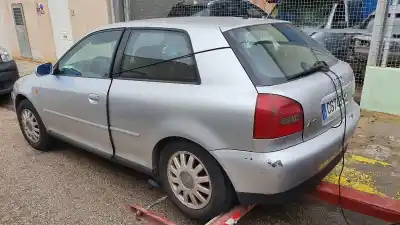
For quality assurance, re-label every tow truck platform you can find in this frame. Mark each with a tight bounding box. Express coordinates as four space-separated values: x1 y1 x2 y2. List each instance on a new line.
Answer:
129 181 400 225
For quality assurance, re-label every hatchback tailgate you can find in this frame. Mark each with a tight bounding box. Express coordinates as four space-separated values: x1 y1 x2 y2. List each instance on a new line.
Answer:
256 61 355 142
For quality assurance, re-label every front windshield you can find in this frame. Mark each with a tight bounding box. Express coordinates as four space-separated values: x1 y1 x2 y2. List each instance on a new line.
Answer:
193 8 211 16
224 23 337 85
276 1 335 27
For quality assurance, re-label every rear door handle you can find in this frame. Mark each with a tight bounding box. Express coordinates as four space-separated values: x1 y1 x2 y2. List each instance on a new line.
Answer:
88 93 100 104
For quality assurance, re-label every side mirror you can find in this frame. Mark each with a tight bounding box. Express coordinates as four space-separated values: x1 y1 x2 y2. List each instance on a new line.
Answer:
35 63 53 76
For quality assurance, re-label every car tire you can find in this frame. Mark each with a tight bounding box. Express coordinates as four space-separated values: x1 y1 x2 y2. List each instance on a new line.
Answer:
159 140 235 221
16 99 52 151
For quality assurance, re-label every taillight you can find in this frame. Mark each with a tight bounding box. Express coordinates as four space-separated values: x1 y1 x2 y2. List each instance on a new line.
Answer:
253 94 304 139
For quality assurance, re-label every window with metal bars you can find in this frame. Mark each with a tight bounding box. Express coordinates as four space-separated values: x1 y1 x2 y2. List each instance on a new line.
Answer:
12 7 24 26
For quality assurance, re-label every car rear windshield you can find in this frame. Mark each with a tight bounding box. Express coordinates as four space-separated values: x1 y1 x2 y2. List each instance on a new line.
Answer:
223 23 338 86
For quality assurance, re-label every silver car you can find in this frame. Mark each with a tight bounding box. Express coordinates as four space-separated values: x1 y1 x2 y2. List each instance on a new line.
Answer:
12 17 360 221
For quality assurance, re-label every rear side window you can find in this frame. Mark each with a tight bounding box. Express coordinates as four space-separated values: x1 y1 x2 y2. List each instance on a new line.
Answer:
120 29 198 83
224 23 337 86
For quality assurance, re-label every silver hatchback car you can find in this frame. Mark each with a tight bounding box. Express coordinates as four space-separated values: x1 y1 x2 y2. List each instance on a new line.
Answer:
12 17 360 221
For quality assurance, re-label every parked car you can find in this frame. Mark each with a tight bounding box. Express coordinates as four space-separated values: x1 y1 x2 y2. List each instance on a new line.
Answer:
12 17 360 221
168 0 268 18
0 47 19 96
167 0 208 17
352 6 400 71
281 0 365 61
168 0 364 62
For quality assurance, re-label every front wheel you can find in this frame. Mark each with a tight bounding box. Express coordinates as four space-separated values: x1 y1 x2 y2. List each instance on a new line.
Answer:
159 141 234 221
16 99 52 151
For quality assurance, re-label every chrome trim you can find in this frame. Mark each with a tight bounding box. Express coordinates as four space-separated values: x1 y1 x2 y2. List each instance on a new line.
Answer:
110 126 140 137
43 108 108 130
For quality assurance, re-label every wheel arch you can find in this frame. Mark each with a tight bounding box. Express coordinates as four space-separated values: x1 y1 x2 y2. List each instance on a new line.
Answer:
151 136 237 195
14 93 48 131
152 136 201 176
14 94 29 109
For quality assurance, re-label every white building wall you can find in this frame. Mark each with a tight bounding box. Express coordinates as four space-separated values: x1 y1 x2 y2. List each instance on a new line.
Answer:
0 1 11 52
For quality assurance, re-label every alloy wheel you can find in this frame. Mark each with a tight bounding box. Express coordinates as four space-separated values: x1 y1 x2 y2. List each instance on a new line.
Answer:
167 151 212 210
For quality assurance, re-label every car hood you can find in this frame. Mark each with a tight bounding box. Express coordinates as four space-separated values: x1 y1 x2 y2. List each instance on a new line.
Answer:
300 24 326 36
354 33 371 40
305 27 369 37
302 27 320 36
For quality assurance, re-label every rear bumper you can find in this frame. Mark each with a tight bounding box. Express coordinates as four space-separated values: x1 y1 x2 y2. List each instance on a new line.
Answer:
237 149 345 204
211 101 360 205
0 60 19 94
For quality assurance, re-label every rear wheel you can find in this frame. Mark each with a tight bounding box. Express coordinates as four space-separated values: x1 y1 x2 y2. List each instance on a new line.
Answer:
159 141 234 221
16 99 52 151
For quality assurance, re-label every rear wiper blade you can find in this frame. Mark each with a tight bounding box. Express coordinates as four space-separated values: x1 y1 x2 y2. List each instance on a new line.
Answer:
288 61 329 80
239 40 273 46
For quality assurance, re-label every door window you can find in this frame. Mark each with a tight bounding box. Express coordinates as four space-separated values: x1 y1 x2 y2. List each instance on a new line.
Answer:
119 30 198 83
56 30 123 78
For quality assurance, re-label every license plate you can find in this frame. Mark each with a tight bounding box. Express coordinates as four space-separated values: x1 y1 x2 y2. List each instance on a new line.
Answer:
322 92 348 121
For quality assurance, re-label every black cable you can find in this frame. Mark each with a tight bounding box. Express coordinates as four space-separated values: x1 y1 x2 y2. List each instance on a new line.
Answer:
316 61 350 225
326 70 350 225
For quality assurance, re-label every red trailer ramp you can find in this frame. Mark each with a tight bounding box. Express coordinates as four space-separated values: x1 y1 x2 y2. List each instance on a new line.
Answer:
312 181 400 223
129 181 400 224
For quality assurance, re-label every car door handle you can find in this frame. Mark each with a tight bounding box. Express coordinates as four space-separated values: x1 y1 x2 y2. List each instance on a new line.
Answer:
88 93 100 104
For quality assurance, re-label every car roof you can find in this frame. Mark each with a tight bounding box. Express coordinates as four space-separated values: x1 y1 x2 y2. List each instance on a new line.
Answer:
95 16 288 33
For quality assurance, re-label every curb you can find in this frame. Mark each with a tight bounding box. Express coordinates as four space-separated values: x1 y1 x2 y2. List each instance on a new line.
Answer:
312 181 400 223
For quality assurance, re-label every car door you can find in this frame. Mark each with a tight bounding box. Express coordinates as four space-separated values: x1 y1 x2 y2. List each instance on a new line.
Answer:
39 29 124 156
109 29 199 168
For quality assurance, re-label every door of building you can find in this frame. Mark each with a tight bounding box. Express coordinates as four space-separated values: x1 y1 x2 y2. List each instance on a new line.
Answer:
47 0 74 59
11 3 32 58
